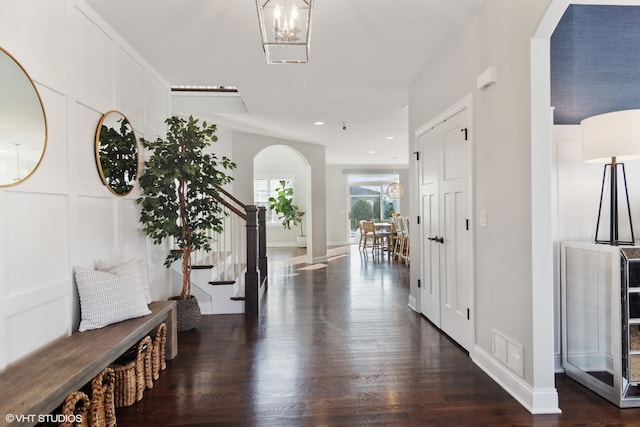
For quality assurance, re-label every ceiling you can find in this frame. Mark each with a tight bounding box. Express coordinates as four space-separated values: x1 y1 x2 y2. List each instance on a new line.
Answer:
85 0 487 166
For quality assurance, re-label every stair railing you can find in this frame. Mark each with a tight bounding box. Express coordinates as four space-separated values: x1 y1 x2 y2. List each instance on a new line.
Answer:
213 185 267 317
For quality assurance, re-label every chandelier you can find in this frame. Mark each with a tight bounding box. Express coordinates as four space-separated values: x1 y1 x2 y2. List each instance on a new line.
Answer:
256 0 313 64
386 182 404 199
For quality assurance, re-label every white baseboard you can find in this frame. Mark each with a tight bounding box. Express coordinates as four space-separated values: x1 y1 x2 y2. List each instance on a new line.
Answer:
554 353 565 373
327 240 352 246
408 295 418 312
307 255 328 264
267 242 298 248
472 345 561 414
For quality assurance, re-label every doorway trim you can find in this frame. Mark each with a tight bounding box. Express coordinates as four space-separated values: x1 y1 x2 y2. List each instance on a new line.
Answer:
414 93 476 356
530 0 640 414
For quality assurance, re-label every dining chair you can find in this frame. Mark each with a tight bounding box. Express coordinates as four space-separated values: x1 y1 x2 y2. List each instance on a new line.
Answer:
374 222 392 254
399 217 410 265
359 220 374 251
393 217 410 264
393 216 404 259
361 221 382 254
358 220 365 250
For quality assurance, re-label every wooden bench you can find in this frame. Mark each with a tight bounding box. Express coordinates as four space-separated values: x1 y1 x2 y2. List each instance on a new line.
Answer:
0 300 177 427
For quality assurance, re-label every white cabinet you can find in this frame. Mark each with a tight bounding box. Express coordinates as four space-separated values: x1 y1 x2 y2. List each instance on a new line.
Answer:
561 241 640 407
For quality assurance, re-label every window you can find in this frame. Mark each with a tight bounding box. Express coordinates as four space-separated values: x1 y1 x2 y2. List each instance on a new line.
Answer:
254 178 294 224
348 175 400 234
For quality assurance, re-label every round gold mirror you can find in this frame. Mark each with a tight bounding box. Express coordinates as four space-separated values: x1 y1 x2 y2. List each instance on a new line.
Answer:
95 110 138 196
0 47 47 187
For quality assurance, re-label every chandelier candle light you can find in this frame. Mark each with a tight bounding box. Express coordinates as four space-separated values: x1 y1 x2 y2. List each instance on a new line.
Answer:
581 109 640 245
256 0 313 64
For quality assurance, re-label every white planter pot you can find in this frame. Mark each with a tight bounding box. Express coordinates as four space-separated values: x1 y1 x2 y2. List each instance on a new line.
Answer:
296 236 307 248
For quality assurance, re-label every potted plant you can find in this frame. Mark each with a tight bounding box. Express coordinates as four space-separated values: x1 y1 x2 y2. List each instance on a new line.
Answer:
268 180 306 247
136 115 236 331
296 211 307 247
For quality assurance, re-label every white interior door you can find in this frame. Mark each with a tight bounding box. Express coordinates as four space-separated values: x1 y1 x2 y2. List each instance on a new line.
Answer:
419 128 440 325
418 106 473 351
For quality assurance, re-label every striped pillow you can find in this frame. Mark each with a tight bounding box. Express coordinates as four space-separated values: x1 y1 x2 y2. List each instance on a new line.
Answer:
75 267 151 331
95 258 152 304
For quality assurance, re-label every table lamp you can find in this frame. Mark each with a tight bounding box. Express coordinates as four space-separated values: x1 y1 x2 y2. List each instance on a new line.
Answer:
581 109 640 245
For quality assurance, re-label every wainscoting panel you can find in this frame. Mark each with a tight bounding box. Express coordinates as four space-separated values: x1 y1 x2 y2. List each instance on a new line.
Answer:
116 198 145 259
5 295 70 364
0 0 170 372
117 48 146 127
6 192 69 296
69 3 115 113
34 85 69 189
0 0 66 89
71 102 105 193
76 195 118 267
145 73 170 137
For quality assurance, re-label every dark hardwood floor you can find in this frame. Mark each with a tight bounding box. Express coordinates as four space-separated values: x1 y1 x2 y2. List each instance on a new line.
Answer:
117 246 640 426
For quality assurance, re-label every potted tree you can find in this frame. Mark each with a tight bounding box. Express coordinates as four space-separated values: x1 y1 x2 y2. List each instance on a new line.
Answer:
136 115 236 331
268 180 306 247
296 211 306 247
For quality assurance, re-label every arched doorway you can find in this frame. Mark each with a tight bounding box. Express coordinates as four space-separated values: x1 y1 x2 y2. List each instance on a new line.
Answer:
254 144 311 249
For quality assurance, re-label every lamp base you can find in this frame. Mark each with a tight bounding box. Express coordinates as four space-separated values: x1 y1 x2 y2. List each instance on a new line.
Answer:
594 238 635 246
594 162 635 246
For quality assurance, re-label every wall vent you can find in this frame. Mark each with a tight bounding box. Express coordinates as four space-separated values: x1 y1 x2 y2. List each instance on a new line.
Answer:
491 329 524 378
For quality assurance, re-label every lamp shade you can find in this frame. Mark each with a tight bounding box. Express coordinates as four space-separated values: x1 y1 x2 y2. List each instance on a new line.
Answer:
386 182 404 199
581 109 640 163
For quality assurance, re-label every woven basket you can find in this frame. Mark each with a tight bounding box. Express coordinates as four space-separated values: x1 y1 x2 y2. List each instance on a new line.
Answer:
151 322 167 381
60 391 90 427
170 295 201 331
89 367 116 427
140 336 154 390
112 336 152 407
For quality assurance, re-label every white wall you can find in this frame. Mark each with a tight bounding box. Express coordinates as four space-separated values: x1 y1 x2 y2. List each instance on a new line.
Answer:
325 165 350 245
231 131 327 263
0 0 171 371
325 165 409 246
408 0 558 413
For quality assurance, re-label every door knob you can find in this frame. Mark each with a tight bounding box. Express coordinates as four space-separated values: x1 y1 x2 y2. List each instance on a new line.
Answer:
428 236 444 244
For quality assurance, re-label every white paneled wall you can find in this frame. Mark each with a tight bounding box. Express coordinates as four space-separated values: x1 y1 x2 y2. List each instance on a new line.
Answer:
0 0 171 371
117 49 146 125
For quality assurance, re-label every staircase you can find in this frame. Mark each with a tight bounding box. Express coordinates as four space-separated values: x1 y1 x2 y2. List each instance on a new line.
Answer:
170 186 267 317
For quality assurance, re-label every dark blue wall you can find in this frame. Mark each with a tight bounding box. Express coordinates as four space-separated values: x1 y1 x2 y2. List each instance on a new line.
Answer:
551 5 640 124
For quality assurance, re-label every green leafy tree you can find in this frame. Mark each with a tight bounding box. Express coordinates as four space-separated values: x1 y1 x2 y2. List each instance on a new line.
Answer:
383 201 395 219
136 115 236 300
351 198 374 222
372 198 381 220
98 116 137 195
268 180 304 236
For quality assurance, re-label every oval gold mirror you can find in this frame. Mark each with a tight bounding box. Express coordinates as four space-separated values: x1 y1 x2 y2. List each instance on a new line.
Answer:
95 110 138 196
0 47 47 187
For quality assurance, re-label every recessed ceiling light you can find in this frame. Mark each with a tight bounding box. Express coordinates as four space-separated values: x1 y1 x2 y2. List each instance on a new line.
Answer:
385 136 395 140
314 121 325 126
368 151 376 154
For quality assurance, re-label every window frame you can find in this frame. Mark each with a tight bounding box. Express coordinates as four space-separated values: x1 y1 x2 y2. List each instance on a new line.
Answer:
254 177 295 225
